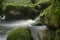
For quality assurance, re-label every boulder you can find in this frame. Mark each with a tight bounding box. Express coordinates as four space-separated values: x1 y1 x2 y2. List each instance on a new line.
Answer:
7 27 34 40
40 0 60 28
1 0 50 20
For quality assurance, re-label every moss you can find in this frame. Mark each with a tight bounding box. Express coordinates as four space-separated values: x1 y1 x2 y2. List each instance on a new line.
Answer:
40 5 52 25
0 0 50 20
40 0 60 40
40 0 60 28
7 27 34 40
36 0 50 4
0 0 51 21
2 0 34 10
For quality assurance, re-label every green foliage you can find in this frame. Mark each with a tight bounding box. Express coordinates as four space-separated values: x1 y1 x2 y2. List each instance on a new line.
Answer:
7 27 33 40
40 0 60 27
36 0 50 4
1 0 37 20
40 6 53 25
2 0 50 10
39 0 60 40
2 0 34 10
0 0 50 20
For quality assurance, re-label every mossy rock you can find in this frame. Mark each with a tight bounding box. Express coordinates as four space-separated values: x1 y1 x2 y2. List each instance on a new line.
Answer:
40 6 52 25
1 0 37 20
7 27 34 40
2 0 35 10
0 0 50 20
3 5 39 20
2 0 50 9
40 0 60 28
39 1 60 40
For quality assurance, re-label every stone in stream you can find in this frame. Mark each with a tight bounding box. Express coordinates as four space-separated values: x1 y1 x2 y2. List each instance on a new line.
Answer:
7 27 34 40
28 23 47 40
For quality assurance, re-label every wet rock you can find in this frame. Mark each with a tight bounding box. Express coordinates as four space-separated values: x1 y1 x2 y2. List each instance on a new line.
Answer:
7 27 34 40
38 27 56 40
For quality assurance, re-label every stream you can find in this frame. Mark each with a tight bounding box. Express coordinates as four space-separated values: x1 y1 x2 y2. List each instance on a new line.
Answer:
0 18 47 40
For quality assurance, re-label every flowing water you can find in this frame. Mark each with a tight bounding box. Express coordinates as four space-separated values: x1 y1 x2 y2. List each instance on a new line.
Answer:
0 16 46 40
0 19 36 40
0 19 35 28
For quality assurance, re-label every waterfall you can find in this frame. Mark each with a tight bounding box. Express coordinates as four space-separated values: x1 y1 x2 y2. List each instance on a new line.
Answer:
0 15 47 40
0 14 40 27
34 15 41 23
0 19 35 28
0 15 40 28
28 15 47 40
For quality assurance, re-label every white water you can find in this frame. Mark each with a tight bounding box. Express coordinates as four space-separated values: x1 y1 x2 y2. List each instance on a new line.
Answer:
29 26 47 40
0 19 35 27
0 19 36 40
0 34 8 40
34 16 40 22
0 16 47 40
0 15 40 27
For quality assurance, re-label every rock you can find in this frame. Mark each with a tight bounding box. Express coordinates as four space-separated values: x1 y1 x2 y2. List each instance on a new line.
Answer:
39 0 60 40
29 25 47 40
40 0 60 28
3 5 38 20
38 27 56 40
0 0 50 21
7 27 34 40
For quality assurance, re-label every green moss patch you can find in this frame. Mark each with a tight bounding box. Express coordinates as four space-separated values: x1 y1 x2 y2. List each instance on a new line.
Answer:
7 27 34 40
